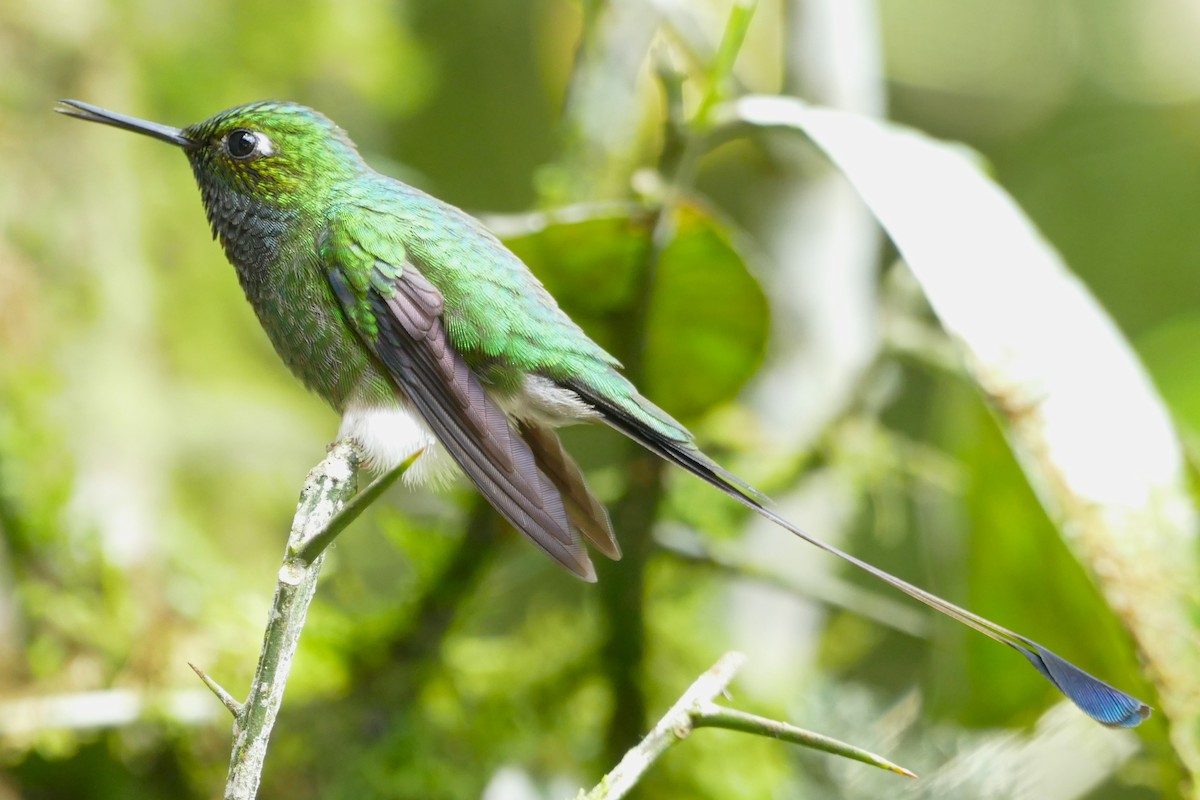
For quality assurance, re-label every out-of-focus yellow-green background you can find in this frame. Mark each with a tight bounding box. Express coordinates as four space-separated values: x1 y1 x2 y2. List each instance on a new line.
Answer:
1 0 1198 797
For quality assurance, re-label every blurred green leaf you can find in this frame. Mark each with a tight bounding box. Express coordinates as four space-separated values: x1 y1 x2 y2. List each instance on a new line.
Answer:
504 204 769 419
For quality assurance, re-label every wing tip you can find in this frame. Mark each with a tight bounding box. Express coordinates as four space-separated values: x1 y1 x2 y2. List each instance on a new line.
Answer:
578 516 621 562
573 554 598 583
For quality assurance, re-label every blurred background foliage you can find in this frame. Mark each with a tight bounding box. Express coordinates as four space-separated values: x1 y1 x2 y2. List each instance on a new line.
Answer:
0 0 1197 797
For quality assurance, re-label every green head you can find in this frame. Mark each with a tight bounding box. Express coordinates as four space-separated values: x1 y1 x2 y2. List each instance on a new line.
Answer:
56 100 366 210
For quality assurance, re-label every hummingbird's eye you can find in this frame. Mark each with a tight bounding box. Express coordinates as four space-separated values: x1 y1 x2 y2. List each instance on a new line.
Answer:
226 129 261 160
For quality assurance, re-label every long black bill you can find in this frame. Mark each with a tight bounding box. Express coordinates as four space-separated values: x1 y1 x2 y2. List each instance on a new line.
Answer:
55 100 195 148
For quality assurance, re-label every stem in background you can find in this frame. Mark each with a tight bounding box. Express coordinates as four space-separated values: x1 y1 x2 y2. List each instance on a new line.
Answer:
546 0 661 204
692 0 758 129
358 496 499 708
595 455 662 765
594 50 690 765
591 0 759 765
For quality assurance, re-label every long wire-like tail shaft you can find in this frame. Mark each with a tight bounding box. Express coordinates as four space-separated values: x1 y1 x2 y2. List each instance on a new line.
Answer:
573 381 1152 728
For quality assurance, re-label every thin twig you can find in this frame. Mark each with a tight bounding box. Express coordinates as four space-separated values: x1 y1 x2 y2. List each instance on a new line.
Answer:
189 662 242 718
690 702 915 778
579 651 914 799
293 449 421 565
581 652 747 800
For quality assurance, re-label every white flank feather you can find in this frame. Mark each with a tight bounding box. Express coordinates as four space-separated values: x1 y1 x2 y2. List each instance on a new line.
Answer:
338 403 458 487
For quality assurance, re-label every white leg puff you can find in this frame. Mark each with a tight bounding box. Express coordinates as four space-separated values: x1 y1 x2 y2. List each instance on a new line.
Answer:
338 403 458 487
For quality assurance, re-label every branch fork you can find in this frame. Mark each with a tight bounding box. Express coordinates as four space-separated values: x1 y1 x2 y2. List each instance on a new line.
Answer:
191 440 416 800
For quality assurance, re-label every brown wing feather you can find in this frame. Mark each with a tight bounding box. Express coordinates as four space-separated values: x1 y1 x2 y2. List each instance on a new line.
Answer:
361 269 595 580
521 426 620 560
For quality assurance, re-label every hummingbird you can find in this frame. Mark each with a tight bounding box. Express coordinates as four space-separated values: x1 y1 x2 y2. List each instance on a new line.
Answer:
57 99 1150 728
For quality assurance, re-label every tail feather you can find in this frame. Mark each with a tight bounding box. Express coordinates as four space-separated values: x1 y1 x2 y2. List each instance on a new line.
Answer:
521 425 621 561
567 380 1152 729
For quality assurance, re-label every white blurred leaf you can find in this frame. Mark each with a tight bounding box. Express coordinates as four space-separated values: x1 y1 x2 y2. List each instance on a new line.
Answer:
724 95 1200 776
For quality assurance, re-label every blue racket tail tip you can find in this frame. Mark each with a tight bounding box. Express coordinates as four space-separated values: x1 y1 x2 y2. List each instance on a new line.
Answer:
1018 643 1151 727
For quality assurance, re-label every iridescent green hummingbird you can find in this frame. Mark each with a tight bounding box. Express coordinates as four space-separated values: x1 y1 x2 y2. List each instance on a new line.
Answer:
57 99 1149 728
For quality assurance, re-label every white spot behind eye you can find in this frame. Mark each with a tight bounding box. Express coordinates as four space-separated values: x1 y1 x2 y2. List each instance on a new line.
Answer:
255 134 275 157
